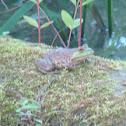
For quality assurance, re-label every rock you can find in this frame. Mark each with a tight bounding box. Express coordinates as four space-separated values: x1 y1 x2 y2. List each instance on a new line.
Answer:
109 70 126 96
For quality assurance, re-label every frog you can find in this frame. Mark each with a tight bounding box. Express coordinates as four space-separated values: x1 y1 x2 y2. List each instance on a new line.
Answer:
34 44 94 74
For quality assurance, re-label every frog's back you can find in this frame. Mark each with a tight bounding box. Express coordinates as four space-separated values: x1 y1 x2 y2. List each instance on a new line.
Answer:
43 48 76 68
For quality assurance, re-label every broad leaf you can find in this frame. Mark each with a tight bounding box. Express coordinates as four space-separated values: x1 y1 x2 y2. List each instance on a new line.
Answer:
23 99 29 106
40 21 53 29
23 16 38 28
34 119 42 124
61 10 73 29
82 0 94 6
21 103 39 109
0 2 34 35
73 18 83 29
70 0 76 6
22 99 39 105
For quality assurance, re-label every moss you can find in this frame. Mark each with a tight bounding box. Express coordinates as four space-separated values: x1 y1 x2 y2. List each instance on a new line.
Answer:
0 36 126 125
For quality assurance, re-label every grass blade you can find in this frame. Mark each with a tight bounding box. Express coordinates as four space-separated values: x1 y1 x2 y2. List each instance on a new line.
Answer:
90 4 106 31
81 3 87 38
0 2 34 35
105 0 113 37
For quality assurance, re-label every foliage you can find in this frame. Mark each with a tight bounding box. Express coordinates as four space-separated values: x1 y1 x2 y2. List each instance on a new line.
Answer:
0 0 113 46
105 0 113 37
0 2 34 35
61 10 83 30
23 15 53 29
16 99 42 125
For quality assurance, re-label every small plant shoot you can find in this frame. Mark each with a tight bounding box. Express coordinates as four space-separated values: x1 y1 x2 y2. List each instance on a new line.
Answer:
23 15 38 28
40 21 53 29
70 0 76 6
61 10 83 30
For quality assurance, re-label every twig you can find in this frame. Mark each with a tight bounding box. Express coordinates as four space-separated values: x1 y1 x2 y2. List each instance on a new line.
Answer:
51 33 57 46
1 0 9 11
36 0 41 44
51 28 65 46
39 6 66 48
24 109 34 126
36 78 56 102
40 112 43 126
78 0 82 47
67 0 80 48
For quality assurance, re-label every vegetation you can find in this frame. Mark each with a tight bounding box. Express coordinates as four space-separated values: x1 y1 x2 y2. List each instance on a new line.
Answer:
0 0 113 47
0 36 126 125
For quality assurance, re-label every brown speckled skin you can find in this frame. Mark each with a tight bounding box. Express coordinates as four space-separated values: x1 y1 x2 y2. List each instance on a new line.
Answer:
34 45 93 73
43 48 79 69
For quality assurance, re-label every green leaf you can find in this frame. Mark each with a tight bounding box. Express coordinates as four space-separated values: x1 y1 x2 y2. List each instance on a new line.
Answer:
21 103 39 109
16 111 37 117
23 99 29 106
61 10 73 29
70 0 76 5
82 0 94 6
39 0 43 3
23 15 38 28
16 103 39 111
73 18 83 29
34 119 42 124
30 0 37 3
2 31 10 35
40 21 53 29
16 111 32 116
36 124 42 126
0 2 34 35
22 99 39 105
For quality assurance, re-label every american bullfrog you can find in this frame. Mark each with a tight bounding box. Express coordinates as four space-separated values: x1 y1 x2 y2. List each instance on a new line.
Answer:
34 44 94 73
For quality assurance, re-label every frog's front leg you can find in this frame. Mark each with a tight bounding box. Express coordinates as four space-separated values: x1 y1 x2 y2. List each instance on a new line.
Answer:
34 58 55 74
67 64 80 71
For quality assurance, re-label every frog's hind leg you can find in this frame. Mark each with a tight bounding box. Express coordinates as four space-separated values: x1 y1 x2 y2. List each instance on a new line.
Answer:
34 58 55 74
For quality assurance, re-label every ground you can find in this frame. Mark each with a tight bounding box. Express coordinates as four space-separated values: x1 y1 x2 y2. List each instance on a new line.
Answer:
0 36 126 126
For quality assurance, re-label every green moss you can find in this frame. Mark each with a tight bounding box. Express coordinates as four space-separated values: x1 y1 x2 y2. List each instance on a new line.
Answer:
0 36 126 125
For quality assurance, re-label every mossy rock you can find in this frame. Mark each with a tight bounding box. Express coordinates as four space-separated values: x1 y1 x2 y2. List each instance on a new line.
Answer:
0 36 126 126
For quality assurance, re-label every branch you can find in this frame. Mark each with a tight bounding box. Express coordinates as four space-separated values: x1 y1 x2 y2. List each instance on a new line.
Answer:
39 6 66 48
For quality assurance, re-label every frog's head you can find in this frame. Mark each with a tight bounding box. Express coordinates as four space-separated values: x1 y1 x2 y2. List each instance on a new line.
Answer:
71 44 94 61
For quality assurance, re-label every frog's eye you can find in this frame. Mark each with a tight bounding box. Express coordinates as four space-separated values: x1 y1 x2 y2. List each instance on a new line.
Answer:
78 47 84 53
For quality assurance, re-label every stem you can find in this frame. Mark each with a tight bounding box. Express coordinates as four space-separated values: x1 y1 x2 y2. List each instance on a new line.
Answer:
81 3 87 38
40 113 43 126
108 0 113 37
67 0 80 48
6 88 34 126
78 0 82 47
1 0 9 11
37 0 41 44
24 109 34 126
39 6 66 48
